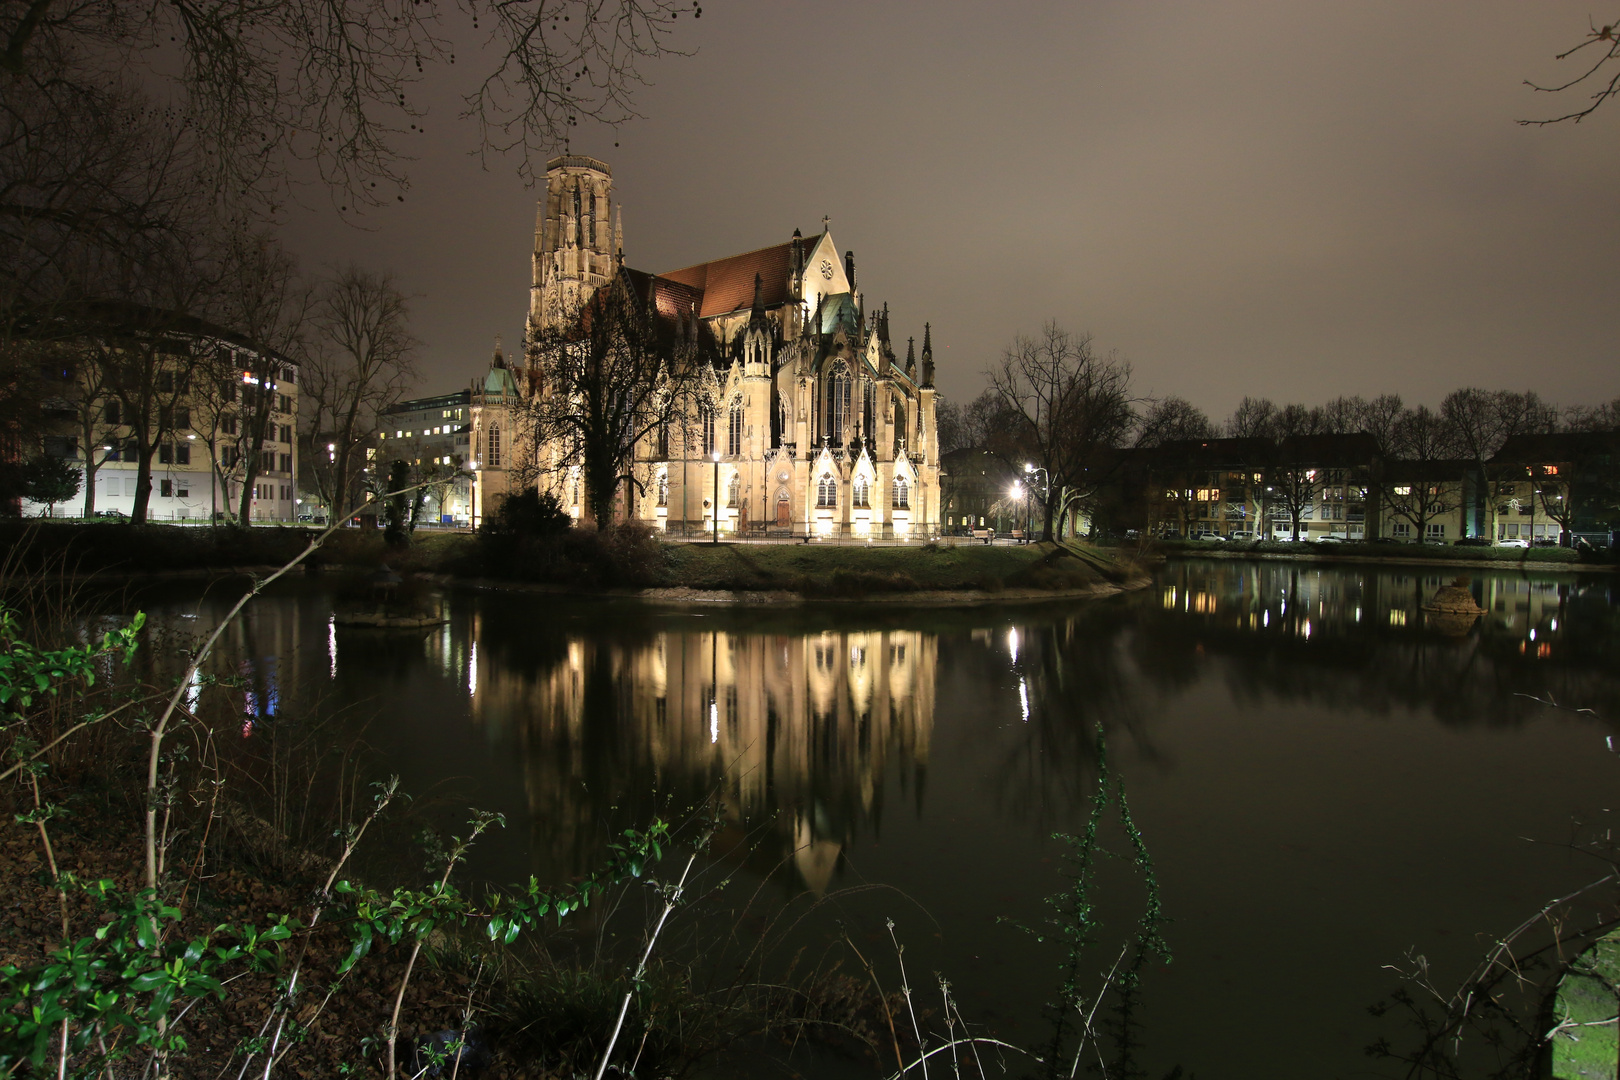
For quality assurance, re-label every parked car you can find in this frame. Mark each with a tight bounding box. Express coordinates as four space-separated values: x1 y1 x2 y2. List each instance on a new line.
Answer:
94 508 127 519
1193 531 1225 542
1315 535 1346 544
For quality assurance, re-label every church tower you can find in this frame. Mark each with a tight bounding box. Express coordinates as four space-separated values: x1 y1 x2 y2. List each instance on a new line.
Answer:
529 156 620 333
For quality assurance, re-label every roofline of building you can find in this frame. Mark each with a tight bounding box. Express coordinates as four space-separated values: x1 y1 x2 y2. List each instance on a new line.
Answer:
384 389 473 414
657 231 827 283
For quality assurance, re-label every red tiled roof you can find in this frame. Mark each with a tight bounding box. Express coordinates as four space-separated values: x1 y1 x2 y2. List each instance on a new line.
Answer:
658 233 824 319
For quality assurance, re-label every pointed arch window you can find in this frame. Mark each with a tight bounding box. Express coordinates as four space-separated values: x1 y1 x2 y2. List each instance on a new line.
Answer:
727 472 740 507
657 470 668 507
825 368 850 447
701 404 715 456
892 475 910 510
728 399 743 457
487 423 502 468
773 390 787 448
817 474 837 508
853 474 870 509
863 380 876 439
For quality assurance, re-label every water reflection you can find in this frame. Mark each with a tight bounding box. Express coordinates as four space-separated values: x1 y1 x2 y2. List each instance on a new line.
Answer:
465 619 937 893
1143 562 1620 727
151 562 1620 888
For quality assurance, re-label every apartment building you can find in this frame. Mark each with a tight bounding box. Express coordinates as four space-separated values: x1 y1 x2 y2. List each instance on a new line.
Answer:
27 314 299 522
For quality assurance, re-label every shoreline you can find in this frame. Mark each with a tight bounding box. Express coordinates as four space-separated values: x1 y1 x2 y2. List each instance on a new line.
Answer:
1158 547 1612 574
431 573 1150 607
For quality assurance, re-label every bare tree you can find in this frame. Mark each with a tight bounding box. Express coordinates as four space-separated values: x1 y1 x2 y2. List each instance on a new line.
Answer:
1265 404 1325 541
0 73 214 343
300 266 419 519
59 340 116 518
92 322 208 525
209 233 310 527
0 0 701 212
1385 405 1462 542
984 321 1135 541
1137 395 1214 447
1564 397 1620 432
1224 396 1278 440
524 267 696 527
1522 18 1620 125
1442 388 1559 541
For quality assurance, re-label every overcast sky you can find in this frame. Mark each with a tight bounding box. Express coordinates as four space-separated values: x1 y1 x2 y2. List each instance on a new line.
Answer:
280 1 1620 423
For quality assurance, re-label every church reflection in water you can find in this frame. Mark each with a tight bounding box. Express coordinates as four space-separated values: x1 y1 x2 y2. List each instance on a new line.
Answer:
462 621 936 893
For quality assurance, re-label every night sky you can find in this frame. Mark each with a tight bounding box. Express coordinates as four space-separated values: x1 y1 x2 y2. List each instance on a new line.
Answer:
279 2 1620 421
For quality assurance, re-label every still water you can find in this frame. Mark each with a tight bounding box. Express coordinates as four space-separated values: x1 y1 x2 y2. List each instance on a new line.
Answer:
149 560 1620 1077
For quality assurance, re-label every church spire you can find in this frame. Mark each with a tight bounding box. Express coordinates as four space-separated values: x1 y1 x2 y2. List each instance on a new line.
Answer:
905 335 916 378
613 205 623 260
921 322 935 388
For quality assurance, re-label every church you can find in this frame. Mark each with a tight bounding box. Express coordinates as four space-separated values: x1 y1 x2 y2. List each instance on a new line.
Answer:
514 155 942 539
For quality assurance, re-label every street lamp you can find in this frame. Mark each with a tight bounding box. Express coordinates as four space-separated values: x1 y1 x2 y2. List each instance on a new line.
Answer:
711 449 721 545
1023 463 1049 539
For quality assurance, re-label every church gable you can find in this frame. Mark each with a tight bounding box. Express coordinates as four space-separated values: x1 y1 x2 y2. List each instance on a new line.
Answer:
798 232 848 314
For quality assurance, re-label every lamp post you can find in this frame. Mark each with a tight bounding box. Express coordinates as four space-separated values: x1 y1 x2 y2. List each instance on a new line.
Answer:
711 449 721 545
1023 462 1049 539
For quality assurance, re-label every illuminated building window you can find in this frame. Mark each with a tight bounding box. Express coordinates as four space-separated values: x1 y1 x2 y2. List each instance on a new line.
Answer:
728 400 743 456
657 471 668 507
487 424 502 468
892 475 909 510
727 473 740 507
853 475 870 508
826 370 850 443
817 474 836 507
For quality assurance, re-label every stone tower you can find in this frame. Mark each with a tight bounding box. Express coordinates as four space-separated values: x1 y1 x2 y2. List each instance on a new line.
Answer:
529 155 622 333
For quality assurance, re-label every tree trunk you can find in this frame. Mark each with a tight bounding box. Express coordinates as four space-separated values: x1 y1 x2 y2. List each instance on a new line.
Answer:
131 443 154 524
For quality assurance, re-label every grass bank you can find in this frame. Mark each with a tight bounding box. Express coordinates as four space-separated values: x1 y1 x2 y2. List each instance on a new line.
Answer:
656 538 1136 596
1 520 1147 600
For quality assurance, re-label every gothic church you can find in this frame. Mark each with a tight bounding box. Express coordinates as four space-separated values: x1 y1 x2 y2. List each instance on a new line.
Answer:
524 155 941 538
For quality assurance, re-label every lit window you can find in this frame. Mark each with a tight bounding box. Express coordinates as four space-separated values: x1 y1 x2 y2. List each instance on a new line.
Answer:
817 474 836 507
892 475 910 510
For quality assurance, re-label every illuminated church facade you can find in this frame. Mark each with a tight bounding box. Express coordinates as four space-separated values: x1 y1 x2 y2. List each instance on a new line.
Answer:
525 155 943 538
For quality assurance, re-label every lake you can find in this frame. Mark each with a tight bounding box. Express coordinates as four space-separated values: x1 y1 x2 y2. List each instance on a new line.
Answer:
138 558 1620 1078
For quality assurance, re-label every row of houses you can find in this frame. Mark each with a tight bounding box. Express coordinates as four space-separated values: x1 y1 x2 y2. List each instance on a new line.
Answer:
942 430 1620 546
